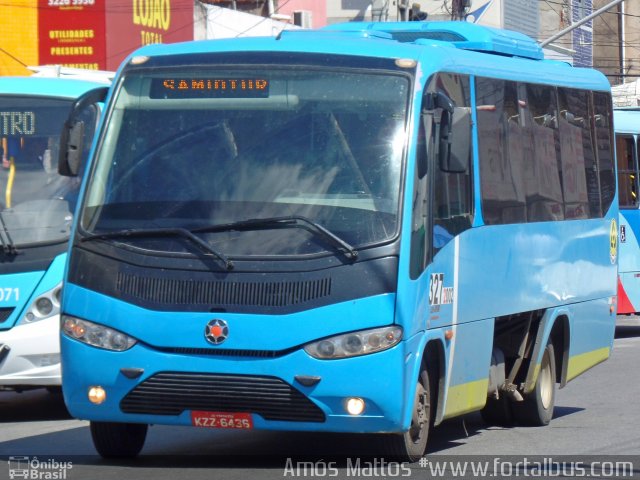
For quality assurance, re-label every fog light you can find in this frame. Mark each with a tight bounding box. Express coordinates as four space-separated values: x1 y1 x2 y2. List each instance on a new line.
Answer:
345 397 365 415
88 386 106 405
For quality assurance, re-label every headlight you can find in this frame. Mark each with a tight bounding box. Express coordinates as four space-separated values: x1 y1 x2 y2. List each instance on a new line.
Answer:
304 326 403 360
61 315 137 351
18 282 62 325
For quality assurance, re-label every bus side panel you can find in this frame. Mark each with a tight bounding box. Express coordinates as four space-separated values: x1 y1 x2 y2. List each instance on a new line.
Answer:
565 298 615 382
440 317 494 420
523 299 614 391
396 215 615 423
456 220 616 324
618 210 640 313
398 219 614 338
398 234 494 424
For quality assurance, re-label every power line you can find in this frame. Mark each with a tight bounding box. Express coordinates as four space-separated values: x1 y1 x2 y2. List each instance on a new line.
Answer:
541 0 640 19
233 0 294 37
0 47 28 67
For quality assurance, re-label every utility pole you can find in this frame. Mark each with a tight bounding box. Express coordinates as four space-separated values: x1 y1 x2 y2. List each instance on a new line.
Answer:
398 0 408 21
450 0 469 20
619 0 626 81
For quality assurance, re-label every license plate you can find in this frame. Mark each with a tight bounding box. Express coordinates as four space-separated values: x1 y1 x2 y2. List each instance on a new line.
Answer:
191 411 253 429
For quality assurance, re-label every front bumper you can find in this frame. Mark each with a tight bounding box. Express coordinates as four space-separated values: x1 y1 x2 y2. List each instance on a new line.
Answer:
0 315 61 388
61 334 408 433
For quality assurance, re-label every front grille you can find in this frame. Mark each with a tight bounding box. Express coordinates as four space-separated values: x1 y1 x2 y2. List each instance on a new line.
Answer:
157 347 295 358
0 308 13 324
120 372 326 422
116 272 332 308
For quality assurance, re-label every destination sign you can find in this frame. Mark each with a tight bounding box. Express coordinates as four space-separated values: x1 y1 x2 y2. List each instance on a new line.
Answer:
0 111 36 136
150 78 270 99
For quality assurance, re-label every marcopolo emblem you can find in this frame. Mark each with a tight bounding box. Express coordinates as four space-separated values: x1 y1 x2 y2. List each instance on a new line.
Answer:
205 319 229 345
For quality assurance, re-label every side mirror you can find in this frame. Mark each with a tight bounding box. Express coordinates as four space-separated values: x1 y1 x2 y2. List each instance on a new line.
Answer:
59 86 109 177
423 91 454 114
59 120 85 177
439 106 471 174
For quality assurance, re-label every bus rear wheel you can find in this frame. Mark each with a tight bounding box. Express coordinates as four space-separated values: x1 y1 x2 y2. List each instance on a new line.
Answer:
382 367 432 462
90 421 148 458
513 341 556 426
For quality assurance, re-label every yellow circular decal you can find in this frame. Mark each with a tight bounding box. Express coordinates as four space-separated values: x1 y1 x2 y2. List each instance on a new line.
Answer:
610 219 618 264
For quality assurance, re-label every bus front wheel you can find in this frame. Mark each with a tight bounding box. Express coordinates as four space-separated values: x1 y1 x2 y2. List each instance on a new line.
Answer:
513 341 556 426
382 367 432 462
90 421 148 458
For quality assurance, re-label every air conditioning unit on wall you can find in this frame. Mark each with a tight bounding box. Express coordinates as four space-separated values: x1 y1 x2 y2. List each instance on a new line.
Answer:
293 10 312 28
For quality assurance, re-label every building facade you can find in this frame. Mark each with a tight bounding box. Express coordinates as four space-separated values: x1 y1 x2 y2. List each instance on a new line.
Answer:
0 0 632 83
0 0 195 75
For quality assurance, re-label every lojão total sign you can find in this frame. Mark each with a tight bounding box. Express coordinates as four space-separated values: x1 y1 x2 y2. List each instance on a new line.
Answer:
38 0 194 71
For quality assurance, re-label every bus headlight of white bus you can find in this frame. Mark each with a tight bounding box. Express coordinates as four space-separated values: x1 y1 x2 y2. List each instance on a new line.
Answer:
61 315 137 352
303 326 403 359
17 282 62 325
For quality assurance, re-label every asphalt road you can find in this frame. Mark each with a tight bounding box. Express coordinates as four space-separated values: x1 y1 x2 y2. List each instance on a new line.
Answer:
0 318 639 479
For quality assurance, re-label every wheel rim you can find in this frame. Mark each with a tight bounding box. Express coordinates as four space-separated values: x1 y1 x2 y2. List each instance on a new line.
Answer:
409 382 429 444
539 348 553 410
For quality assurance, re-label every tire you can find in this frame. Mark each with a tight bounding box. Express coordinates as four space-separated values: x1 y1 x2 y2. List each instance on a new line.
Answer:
480 395 513 426
90 421 148 458
513 341 556 426
382 368 433 462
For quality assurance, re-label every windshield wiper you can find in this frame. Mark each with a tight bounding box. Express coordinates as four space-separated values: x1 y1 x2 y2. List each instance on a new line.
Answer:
192 215 358 260
0 212 18 256
81 227 234 270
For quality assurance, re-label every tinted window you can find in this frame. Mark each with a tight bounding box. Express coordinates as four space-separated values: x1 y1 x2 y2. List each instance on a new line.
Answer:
557 88 593 219
476 78 527 224
616 135 638 208
477 78 614 225
477 79 565 223
593 92 616 215
523 83 563 222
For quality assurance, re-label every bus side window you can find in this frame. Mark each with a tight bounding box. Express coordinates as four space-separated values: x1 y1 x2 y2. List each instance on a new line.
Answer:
477 77 528 224
523 83 564 222
432 73 472 254
593 92 616 215
557 87 593 220
410 73 473 279
616 135 638 208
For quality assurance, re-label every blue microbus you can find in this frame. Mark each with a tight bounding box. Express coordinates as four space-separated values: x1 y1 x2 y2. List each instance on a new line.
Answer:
0 76 107 391
58 22 618 460
614 108 640 314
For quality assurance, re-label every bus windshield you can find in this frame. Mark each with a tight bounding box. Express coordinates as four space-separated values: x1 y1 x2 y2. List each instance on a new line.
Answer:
82 66 409 257
0 96 82 246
